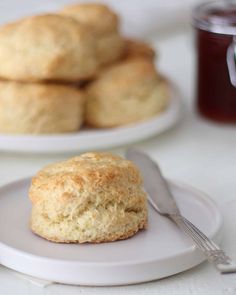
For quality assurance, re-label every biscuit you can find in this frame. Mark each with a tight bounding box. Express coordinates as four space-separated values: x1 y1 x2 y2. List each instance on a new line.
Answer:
29 152 148 243
60 3 125 65
0 14 98 82
85 58 169 127
0 81 84 134
123 39 156 60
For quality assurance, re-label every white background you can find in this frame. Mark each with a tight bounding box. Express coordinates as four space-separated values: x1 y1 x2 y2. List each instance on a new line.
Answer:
0 1 236 294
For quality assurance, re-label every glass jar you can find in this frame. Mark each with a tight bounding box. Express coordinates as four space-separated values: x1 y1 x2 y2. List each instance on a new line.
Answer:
193 1 236 123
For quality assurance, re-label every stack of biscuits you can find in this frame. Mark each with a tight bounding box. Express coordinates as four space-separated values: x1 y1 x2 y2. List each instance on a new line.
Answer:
0 3 169 134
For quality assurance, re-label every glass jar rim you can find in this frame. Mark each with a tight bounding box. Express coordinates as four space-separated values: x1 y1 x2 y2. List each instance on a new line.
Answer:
193 0 236 35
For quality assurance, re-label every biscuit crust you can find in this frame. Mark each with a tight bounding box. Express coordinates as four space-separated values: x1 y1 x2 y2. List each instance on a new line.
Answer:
60 3 125 66
123 39 156 60
85 58 169 127
0 14 98 82
29 152 148 243
0 80 84 134
60 3 119 35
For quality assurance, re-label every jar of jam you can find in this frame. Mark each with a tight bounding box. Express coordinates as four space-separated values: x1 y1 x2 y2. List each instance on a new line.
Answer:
193 1 236 123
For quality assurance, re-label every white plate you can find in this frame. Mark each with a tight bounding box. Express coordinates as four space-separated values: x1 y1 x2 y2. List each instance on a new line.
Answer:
0 83 182 153
0 178 222 286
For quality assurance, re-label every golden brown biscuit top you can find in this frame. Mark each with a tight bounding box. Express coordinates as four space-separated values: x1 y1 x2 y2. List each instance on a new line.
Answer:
30 152 143 203
0 14 90 46
124 39 156 60
89 58 159 93
60 3 119 34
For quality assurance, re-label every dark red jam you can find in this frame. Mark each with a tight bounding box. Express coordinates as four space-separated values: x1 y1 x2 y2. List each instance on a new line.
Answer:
194 2 236 123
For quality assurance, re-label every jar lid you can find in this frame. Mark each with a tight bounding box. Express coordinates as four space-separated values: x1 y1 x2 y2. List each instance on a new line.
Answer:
193 1 236 35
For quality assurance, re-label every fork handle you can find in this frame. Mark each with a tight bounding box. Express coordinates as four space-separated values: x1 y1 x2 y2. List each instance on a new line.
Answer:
169 214 236 274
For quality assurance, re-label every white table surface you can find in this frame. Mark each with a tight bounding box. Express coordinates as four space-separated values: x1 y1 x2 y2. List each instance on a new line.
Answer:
0 7 236 295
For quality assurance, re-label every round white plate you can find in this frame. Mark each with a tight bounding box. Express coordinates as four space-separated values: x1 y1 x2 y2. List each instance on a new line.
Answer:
0 178 222 286
0 83 182 153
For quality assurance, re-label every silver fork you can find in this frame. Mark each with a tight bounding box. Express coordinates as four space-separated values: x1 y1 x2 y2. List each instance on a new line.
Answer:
126 148 236 274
